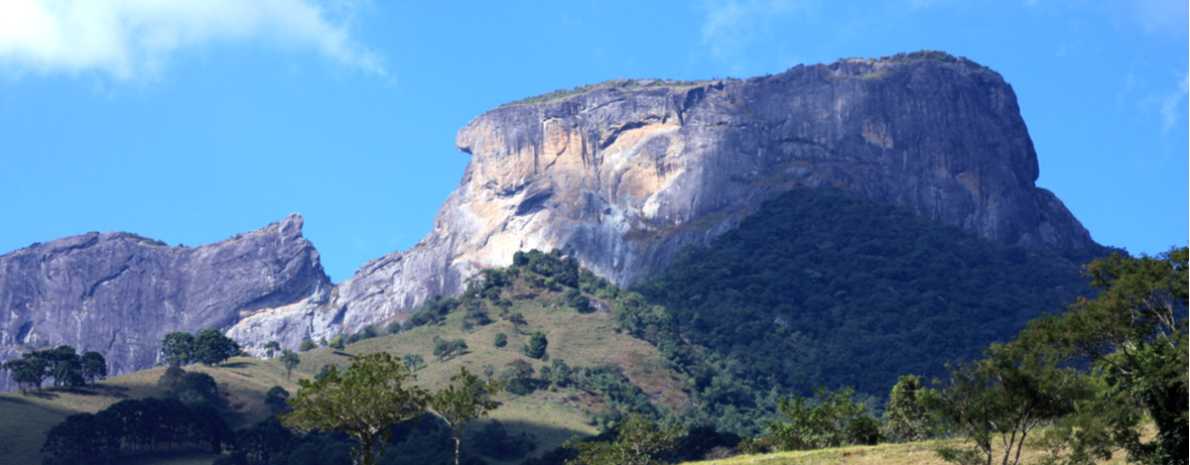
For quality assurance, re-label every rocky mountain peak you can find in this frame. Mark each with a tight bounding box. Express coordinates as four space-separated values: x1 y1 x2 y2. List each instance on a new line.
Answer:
311 53 1098 341
0 214 329 391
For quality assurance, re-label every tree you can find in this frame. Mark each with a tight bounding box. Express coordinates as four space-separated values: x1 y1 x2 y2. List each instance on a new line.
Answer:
265 386 290 413
494 332 508 348
404 353 425 371
263 341 281 359
280 349 301 380
507 312 528 333
884 375 941 442
299 339 317 352
522 331 548 359
192 329 240 366
280 352 428 465
329 335 346 350
53 359 85 388
764 386 882 451
2 357 48 394
161 332 195 367
1016 247 1188 465
434 338 468 361
79 351 107 383
429 366 506 465
934 343 1087 465
564 414 683 465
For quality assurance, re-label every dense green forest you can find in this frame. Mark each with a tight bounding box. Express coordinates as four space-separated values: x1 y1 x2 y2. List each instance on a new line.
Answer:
620 186 1107 433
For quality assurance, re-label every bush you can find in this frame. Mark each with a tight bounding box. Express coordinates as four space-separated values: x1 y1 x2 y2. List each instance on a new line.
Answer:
494 332 508 348
522 331 548 359
764 386 882 451
299 340 317 352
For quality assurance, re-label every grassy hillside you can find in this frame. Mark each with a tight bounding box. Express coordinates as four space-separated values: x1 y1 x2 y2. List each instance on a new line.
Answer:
678 439 1133 465
0 260 686 465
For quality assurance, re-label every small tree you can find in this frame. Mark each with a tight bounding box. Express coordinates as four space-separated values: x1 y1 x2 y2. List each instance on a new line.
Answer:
507 312 528 333
494 332 508 348
3 357 48 393
765 386 882 451
161 332 195 367
522 331 548 359
434 338 468 361
79 351 107 384
281 352 428 465
429 366 506 465
564 414 683 465
192 329 240 366
329 335 346 350
263 341 281 359
885 375 941 442
265 386 290 413
279 349 301 380
404 353 425 371
299 339 317 352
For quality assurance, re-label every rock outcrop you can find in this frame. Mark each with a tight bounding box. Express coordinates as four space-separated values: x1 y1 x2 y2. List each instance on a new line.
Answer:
313 53 1098 336
0 53 1105 389
0 214 330 391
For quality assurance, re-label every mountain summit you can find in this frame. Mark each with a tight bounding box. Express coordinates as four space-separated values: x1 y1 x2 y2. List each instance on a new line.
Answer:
0 214 329 391
317 52 1098 339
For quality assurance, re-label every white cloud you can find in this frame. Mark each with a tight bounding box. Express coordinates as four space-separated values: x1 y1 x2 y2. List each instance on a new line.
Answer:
700 0 815 66
1159 74 1189 133
0 0 384 81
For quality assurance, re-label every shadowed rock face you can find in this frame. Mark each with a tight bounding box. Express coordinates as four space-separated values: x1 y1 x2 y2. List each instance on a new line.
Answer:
0 214 330 391
321 55 1099 335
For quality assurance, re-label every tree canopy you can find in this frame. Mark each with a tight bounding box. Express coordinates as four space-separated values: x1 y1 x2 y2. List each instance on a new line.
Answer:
280 352 429 465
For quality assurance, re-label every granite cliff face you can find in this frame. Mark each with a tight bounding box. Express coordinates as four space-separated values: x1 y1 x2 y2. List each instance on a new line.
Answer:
315 54 1098 335
0 214 330 391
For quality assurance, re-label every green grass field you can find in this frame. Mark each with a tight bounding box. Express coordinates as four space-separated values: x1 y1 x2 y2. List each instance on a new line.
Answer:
678 438 1135 465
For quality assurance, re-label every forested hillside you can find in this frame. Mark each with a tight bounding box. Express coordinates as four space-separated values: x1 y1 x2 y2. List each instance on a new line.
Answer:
620 186 1104 434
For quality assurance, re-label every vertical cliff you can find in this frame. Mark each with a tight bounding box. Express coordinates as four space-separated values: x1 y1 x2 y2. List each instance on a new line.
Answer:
315 53 1099 336
0 214 330 391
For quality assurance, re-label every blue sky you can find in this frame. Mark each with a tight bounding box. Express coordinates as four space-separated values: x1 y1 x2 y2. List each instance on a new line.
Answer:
0 0 1186 283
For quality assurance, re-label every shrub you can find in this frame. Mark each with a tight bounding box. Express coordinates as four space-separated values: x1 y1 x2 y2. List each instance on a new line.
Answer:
522 331 548 359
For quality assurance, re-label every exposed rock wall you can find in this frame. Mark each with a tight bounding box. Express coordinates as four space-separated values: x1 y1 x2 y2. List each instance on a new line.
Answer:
0 55 1104 388
0 214 330 391
314 55 1098 337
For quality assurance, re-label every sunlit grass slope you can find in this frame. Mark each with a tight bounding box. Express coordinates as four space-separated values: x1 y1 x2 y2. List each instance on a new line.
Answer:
678 439 1133 465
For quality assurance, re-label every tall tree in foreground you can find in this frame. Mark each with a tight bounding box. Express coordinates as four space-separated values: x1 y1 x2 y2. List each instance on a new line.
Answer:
429 366 506 465
1018 247 1188 465
280 352 428 465
933 343 1088 465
